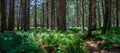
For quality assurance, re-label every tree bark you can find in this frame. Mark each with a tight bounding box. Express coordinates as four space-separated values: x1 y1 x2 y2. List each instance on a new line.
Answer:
107 0 111 30
8 0 15 30
57 0 67 31
97 0 101 28
34 0 37 28
20 0 23 30
88 0 96 36
92 0 97 30
21 0 29 31
116 0 119 27
41 2 45 27
17 0 21 30
102 0 110 34
50 0 55 29
80 0 84 32
76 0 80 27
0 0 7 32
45 1 49 28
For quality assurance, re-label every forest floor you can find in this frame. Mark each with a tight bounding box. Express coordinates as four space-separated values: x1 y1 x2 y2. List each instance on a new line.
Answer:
0 27 120 53
85 40 120 53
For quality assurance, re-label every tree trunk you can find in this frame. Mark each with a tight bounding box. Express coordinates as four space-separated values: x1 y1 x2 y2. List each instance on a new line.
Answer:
57 0 67 31
67 0 70 27
48 0 51 29
92 0 97 30
25 0 30 30
88 0 95 36
8 0 15 30
88 0 92 36
21 0 29 31
97 0 101 28
34 0 37 28
107 0 111 30
45 1 49 28
102 0 110 34
80 0 84 32
41 2 44 27
116 0 119 27
101 0 105 27
17 0 21 30
22 0 27 30
50 0 55 29
0 0 7 32
20 0 23 30
76 0 80 27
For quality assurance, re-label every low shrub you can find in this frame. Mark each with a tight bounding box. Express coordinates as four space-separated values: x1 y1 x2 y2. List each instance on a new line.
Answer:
0 28 87 53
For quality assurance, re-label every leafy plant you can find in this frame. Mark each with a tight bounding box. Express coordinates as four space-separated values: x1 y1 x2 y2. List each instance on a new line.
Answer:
0 28 87 53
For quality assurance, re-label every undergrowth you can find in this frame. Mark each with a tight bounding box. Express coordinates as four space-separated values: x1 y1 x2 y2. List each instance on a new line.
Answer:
0 27 120 53
0 28 87 53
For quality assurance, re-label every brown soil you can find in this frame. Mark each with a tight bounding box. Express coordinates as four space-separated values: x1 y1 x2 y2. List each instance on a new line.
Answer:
85 40 120 53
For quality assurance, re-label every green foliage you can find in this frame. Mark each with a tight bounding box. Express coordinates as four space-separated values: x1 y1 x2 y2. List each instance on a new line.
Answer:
94 27 120 49
0 28 87 53
95 34 120 49
68 27 81 33
0 31 40 53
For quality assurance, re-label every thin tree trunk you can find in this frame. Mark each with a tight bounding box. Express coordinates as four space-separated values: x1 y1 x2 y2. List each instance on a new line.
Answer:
17 0 20 30
107 0 111 30
21 0 29 31
102 0 105 25
88 0 94 36
68 0 71 27
80 0 84 32
8 0 15 30
97 0 101 28
27 0 30 30
20 0 24 30
23 0 27 31
76 0 79 27
25 0 30 30
102 0 110 34
92 0 97 30
51 0 55 29
41 2 44 27
34 0 37 28
0 0 7 32
116 0 119 27
46 1 49 28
